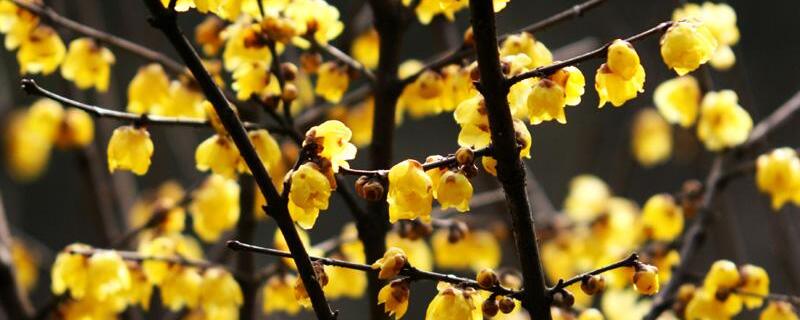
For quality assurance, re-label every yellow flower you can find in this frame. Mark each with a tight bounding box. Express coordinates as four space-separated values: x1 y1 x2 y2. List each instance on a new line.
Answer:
160 0 196 11
199 268 243 318
161 266 203 310
328 98 374 147
500 32 553 69
324 262 367 299
641 194 683 241
387 160 434 223
673 2 739 71
61 38 115 91
195 134 241 178
151 80 206 118
631 108 672 167
242 129 282 173
596 40 646 108
696 90 752 151
190 174 240 242
454 95 491 149
85 251 132 303
685 289 742 320
288 163 332 229
195 16 225 56
435 170 473 212
425 283 481 320
17 25 65 75
756 148 800 210
55 108 95 149
0 0 39 50
129 181 186 235
660 20 718 76
371 247 407 280
378 280 410 319
58 297 119 320
263 274 302 315
578 308 605 320
222 22 271 73
760 302 799 320
126 267 153 310
51 244 89 298
231 62 281 100
352 28 379 70
432 230 500 272
284 0 343 45
107 126 154 175
305 120 357 172
386 232 433 271
413 0 453 25
653 76 701 127
4 99 64 181
739 264 770 309
632 264 659 296
703 260 740 295
137 234 203 285
397 70 447 118
481 157 497 176
564 175 611 222
315 62 349 103
10 240 38 293
601 289 652 320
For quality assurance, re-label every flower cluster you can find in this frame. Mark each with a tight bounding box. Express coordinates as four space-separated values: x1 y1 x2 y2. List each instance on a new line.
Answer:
677 260 770 319
756 148 800 210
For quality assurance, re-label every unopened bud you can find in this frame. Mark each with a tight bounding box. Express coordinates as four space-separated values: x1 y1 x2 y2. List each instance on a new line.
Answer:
282 83 298 101
477 269 499 289
463 27 474 47
300 52 322 73
482 297 499 317
498 296 516 314
281 62 298 81
552 289 574 308
580 275 606 295
455 147 475 165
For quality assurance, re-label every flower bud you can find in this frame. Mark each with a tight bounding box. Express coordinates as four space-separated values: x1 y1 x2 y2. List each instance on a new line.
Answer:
455 147 475 165
463 27 474 47
282 83 298 102
281 62 298 81
633 264 660 295
300 52 322 73
482 296 499 317
498 296 516 314
552 289 575 308
580 275 606 295
477 269 499 289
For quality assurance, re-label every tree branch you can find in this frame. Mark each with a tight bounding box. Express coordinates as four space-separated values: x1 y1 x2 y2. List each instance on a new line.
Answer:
227 240 519 297
468 0 551 318
138 2 335 318
507 21 673 85
20 79 267 131
401 0 607 86
10 0 185 75
312 39 377 83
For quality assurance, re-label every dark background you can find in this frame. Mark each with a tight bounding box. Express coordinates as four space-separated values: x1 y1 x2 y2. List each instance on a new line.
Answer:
1 0 799 319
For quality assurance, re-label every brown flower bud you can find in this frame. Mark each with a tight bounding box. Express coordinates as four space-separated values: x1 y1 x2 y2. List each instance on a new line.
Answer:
455 147 475 165
281 62 298 81
282 83 298 102
463 27 474 47
552 289 575 308
482 296 499 317
355 175 369 197
498 296 516 314
362 180 385 202
477 269 500 289
580 275 606 295
677 284 696 303
447 221 469 243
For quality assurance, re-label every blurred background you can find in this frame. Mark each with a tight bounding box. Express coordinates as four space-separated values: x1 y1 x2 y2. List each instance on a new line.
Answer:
1 0 799 319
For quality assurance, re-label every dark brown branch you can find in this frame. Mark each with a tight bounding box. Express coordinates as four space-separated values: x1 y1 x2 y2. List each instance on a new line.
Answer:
77 145 120 246
235 176 257 320
468 0 551 318
733 290 800 307
139 2 335 318
312 39 377 83
10 0 185 75
21 79 266 131
227 240 520 297
744 89 800 149
400 0 607 86
338 145 493 177
507 21 674 85
548 253 639 293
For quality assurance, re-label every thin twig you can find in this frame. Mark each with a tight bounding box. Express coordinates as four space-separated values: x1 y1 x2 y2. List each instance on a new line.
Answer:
400 0 608 86
227 240 520 297
548 253 640 293
312 39 377 83
21 79 266 131
66 247 219 269
339 145 493 177
507 21 674 85
10 0 185 75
